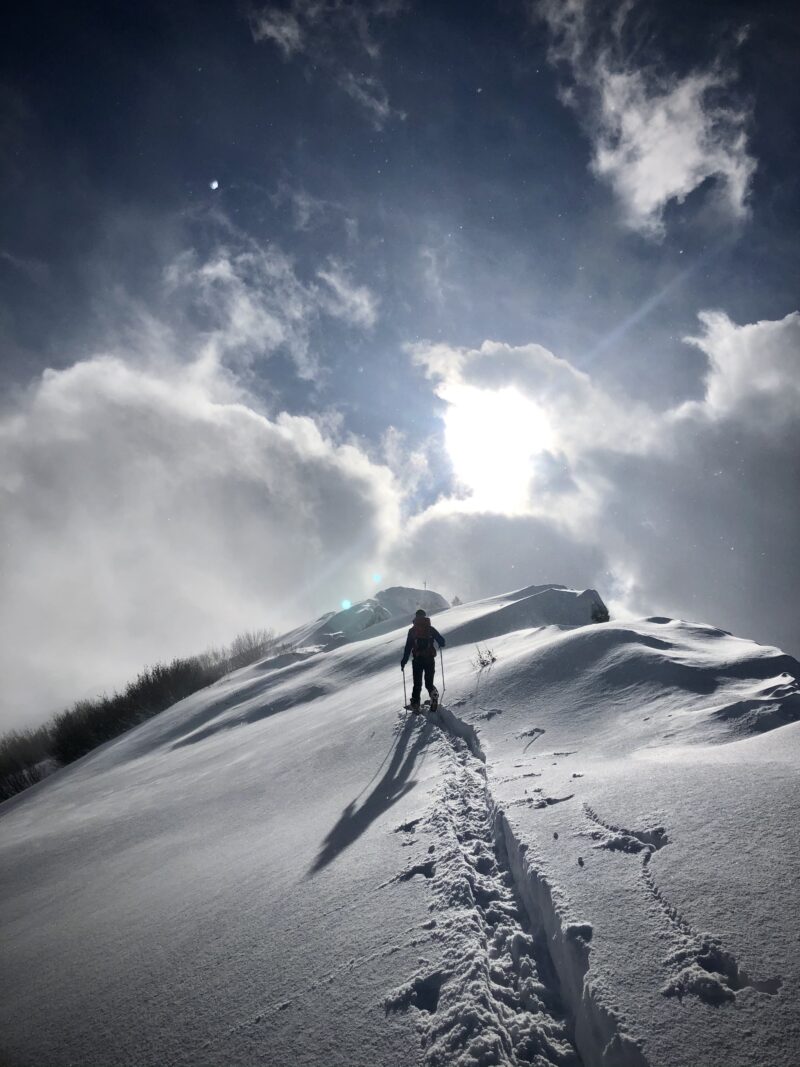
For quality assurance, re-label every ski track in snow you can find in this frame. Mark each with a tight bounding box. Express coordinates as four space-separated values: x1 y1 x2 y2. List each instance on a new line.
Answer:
384 701 660 1067
385 715 581 1067
582 804 783 1006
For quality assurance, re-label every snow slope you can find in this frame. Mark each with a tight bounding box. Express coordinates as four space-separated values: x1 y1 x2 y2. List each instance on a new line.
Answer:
1 583 799 1067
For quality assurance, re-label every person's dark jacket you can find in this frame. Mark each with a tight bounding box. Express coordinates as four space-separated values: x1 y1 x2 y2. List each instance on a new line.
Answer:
400 625 445 669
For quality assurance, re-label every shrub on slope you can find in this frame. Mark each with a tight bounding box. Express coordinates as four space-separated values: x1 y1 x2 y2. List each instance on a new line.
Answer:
0 725 55 801
50 657 222 764
0 629 277 800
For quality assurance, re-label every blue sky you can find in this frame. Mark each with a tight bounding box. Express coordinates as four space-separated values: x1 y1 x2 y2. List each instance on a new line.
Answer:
1 0 799 725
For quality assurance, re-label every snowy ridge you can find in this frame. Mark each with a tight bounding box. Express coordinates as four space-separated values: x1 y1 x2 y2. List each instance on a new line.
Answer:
443 585 606 647
2 583 799 1067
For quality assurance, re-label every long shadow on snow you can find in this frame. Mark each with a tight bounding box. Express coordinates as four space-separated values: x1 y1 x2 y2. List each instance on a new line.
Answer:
308 716 434 876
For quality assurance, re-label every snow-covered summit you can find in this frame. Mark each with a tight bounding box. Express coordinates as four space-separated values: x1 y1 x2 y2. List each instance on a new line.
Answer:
276 585 450 652
1 581 798 1067
375 585 449 619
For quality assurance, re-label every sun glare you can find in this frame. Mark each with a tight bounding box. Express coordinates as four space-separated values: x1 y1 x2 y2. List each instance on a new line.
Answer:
443 385 554 510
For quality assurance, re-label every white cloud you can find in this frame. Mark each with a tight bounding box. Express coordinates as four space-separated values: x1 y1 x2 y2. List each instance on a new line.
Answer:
398 309 800 655
538 0 756 236
250 0 404 59
249 6 304 56
0 354 399 729
336 70 393 129
290 189 324 230
683 310 800 420
410 337 652 465
249 0 405 127
316 259 379 328
271 181 329 231
164 243 379 378
419 243 461 308
381 425 430 501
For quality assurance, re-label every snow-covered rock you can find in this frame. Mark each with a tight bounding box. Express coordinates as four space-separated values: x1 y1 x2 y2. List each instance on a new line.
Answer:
1 583 798 1067
375 586 450 619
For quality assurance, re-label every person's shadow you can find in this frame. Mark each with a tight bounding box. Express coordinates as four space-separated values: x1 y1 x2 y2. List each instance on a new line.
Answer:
307 716 434 876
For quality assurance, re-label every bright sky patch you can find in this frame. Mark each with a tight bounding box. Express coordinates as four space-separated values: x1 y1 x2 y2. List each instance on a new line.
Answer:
442 385 555 512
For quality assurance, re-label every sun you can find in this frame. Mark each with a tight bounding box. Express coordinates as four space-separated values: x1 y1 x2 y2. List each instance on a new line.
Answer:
442 384 554 511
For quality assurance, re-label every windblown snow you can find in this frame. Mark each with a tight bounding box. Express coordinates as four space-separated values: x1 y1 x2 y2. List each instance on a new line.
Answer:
1 583 799 1067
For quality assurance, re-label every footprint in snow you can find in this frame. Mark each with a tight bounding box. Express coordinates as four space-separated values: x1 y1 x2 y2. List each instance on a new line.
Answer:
583 803 782 1004
395 817 422 834
385 971 445 1015
511 793 575 809
519 727 546 751
397 860 436 881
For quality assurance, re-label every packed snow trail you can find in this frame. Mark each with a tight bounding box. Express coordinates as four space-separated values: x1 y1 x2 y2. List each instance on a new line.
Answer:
386 716 581 1067
1 584 799 1066
420 703 647 1067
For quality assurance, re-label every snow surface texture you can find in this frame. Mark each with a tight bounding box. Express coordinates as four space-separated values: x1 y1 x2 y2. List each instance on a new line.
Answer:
2 583 799 1066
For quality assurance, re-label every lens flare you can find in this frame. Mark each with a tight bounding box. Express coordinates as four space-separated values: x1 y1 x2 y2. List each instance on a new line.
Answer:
341 599 352 610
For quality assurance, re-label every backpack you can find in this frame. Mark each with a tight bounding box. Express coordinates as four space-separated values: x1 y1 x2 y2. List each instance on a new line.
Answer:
411 617 437 659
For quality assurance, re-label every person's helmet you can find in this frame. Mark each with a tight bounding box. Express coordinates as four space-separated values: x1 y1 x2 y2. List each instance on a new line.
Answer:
414 608 427 618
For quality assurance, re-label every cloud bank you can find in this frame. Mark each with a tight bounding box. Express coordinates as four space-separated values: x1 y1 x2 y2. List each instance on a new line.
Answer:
0 242 390 729
538 0 756 236
0 356 398 728
395 311 800 654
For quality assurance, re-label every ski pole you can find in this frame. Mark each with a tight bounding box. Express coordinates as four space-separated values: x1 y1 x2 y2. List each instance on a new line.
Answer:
440 648 446 704
402 667 407 709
